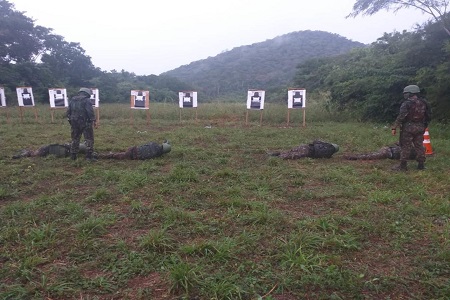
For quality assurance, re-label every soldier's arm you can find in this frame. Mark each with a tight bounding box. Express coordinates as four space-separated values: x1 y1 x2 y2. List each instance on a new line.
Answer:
66 103 71 118
85 100 96 123
392 101 410 130
66 104 72 125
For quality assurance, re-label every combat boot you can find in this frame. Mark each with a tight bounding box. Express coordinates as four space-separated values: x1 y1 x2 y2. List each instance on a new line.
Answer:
417 161 426 170
392 160 407 171
71 153 77 160
85 152 97 162
12 149 31 159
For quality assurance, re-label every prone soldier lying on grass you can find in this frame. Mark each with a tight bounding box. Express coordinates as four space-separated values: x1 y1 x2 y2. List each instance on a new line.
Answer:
12 140 171 160
12 142 88 159
269 140 339 159
97 140 171 160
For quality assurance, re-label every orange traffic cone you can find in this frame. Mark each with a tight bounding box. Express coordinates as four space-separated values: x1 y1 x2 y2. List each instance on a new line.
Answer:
423 128 433 155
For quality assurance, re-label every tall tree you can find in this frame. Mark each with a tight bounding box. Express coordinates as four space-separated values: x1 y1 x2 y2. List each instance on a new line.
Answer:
42 35 82 75
347 0 450 37
0 0 50 63
41 35 97 87
293 16 450 122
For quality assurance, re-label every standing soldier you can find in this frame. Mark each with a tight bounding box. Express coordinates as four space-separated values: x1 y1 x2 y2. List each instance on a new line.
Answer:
391 85 431 171
66 88 97 161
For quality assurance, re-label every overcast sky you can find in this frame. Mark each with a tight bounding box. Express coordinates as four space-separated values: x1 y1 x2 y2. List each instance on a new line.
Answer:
11 0 431 76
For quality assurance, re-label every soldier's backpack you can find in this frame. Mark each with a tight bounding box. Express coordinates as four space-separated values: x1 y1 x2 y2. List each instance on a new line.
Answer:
311 140 336 158
136 142 163 160
408 99 426 122
68 95 87 121
48 144 70 157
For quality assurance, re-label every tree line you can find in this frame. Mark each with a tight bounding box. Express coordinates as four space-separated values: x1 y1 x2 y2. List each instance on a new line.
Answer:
1 0 449 122
293 17 450 122
0 0 191 105
163 31 364 100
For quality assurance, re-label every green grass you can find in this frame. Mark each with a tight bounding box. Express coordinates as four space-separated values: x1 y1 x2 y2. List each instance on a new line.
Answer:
0 102 449 299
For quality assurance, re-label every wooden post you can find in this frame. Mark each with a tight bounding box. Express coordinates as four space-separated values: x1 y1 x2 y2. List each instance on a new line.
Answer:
18 107 23 123
259 110 263 126
245 110 248 126
146 109 150 125
287 109 290 126
2 108 10 123
50 108 67 124
18 106 39 123
195 108 198 122
33 107 38 121
179 108 182 123
129 95 133 126
95 108 100 125
302 108 306 127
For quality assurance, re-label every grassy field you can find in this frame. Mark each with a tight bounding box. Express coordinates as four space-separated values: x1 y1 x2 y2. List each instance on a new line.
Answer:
0 103 449 299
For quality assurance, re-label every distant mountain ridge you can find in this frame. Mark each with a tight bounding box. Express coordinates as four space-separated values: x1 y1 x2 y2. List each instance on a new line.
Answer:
162 30 365 99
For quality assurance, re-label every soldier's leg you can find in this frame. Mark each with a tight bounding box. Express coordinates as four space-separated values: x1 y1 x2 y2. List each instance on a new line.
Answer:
99 152 130 159
400 131 414 161
128 146 139 159
12 149 32 159
412 132 426 169
344 147 392 160
35 145 50 157
70 123 83 160
97 147 135 160
394 130 412 171
83 126 95 160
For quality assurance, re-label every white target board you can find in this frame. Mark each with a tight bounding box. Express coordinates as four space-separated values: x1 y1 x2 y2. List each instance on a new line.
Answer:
178 91 197 108
49 88 68 108
247 90 265 110
16 87 35 107
288 89 306 109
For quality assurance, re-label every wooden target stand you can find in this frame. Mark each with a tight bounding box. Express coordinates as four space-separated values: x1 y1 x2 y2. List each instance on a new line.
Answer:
130 108 150 126
49 107 66 123
245 109 264 126
94 108 100 125
287 108 306 127
129 92 150 126
18 106 39 123
179 107 198 123
1 107 10 123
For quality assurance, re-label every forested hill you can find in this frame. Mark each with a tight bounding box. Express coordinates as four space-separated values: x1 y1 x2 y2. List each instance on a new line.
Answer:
162 30 365 99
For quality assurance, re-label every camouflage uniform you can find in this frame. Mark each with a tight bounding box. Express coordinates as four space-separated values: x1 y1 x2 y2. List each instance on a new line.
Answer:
392 96 431 167
343 143 416 160
276 140 338 159
98 142 165 160
66 92 96 158
12 143 88 159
